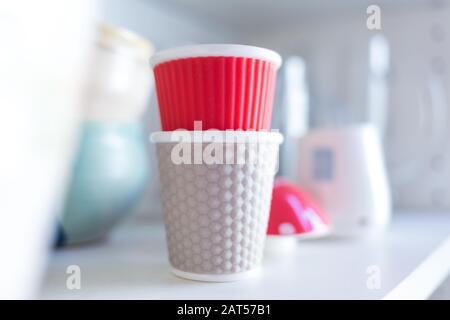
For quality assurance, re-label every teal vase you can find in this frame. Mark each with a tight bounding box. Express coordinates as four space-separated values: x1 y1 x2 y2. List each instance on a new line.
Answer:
60 121 148 245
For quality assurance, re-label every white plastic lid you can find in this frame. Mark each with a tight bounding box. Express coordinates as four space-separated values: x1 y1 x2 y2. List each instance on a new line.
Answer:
150 44 282 69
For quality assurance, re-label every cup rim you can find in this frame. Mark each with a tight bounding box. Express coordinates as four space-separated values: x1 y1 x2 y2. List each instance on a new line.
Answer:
150 44 282 69
150 130 284 144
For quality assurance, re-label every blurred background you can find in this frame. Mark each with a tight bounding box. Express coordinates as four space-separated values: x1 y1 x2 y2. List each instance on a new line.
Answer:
2 0 450 298
110 0 450 220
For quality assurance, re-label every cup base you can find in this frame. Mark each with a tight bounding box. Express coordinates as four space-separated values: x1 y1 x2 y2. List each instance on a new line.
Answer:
170 267 260 282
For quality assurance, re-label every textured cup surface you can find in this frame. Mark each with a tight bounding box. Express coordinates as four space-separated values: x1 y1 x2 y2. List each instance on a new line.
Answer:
154 133 281 279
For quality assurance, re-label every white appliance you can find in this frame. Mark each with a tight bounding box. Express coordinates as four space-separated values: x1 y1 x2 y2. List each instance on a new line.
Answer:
297 123 392 236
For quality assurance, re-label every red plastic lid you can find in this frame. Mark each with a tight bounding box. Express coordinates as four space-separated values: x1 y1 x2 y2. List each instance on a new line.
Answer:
267 178 331 238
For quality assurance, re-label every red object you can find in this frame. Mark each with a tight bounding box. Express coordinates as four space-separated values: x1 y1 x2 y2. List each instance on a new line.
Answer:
267 179 331 237
153 56 277 131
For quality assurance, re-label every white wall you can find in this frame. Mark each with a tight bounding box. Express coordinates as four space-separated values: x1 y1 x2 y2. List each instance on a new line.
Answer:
101 0 235 49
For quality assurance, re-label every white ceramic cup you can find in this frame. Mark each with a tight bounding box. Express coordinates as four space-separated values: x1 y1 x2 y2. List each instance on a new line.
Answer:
297 123 391 236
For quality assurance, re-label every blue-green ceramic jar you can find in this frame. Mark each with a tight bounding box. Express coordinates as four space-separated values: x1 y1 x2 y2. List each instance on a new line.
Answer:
59 121 148 245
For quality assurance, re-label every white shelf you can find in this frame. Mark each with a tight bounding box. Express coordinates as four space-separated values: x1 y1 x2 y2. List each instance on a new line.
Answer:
40 212 450 299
